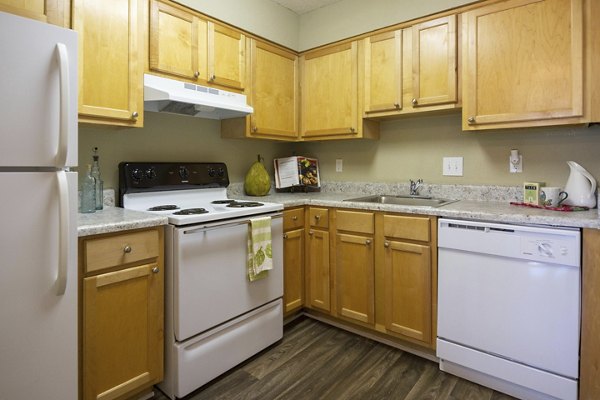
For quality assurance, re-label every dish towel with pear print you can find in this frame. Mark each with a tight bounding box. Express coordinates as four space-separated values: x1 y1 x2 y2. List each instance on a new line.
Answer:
247 217 273 281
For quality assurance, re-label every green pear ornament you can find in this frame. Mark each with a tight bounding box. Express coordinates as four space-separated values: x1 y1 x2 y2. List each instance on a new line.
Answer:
244 155 271 196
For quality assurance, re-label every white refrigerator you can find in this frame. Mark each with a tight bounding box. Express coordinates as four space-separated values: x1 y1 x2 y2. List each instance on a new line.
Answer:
0 12 78 400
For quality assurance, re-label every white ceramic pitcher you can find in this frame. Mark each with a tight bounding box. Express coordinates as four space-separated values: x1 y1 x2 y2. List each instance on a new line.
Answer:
563 161 597 208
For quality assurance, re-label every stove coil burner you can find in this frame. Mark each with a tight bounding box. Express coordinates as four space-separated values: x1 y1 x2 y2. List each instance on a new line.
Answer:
227 201 264 208
173 208 209 215
148 204 180 211
211 200 236 204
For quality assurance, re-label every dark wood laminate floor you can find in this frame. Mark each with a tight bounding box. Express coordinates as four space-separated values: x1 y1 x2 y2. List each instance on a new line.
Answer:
152 317 517 400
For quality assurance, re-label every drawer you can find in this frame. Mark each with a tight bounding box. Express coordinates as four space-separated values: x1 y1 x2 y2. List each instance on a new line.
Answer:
84 229 159 274
336 210 374 234
383 215 431 242
283 208 305 231
308 207 329 228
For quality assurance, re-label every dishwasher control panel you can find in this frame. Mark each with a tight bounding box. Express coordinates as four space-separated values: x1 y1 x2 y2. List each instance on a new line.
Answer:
438 218 581 267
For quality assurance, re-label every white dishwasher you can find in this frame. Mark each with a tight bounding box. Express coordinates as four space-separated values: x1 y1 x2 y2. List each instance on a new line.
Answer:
437 218 581 400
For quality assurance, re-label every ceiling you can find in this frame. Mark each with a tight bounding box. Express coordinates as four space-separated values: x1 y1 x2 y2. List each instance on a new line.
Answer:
270 0 344 14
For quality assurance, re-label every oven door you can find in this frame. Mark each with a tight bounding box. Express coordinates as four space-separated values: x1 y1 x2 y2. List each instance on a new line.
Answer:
172 213 283 342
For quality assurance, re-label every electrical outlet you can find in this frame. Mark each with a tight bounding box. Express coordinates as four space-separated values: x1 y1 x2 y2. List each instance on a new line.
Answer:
443 157 463 176
336 159 343 172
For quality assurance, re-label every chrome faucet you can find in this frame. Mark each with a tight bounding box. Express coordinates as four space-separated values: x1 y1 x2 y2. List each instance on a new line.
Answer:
409 179 423 196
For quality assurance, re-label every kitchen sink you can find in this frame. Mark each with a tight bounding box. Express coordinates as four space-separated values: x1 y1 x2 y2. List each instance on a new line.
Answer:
344 194 457 208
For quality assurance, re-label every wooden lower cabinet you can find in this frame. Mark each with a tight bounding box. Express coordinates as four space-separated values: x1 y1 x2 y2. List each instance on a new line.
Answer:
581 228 600 400
80 227 164 400
306 228 331 312
289 206 437 350
334 210 375 326
283 208 305 315
383 240 431 343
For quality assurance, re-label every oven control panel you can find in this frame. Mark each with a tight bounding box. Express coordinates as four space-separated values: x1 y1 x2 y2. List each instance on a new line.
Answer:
119 162 230 199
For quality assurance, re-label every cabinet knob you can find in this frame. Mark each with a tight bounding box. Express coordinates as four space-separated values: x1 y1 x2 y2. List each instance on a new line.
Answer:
309 230 314 236
349 127 356 133
314 215 321 221
412 98 418 106
365 239 372 245
123 245 132 254
152 266 159 274
283 233 288 239
292 216 298 221
467 116 476 124
384 241 390 248
131 111 139 119
209 74 216 82
252 126 258 133
394 102 400 109
194 71 200 78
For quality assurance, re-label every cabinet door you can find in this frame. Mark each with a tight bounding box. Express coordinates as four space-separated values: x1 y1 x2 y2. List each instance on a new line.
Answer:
208 22 245 90
411 15 457 107
364 30 402 114
336 233 374 324
83 263 163 400
301 42 358 138
283 228 304 314
0 0 69 26
250 39 298 138
463 0 583 129
307 229 330 312
384 240 431 344
73 0 143 126
149 0 208 82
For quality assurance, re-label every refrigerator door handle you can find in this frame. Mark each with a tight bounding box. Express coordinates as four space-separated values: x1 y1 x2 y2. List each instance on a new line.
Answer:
55 43 70 167
56 171 70 295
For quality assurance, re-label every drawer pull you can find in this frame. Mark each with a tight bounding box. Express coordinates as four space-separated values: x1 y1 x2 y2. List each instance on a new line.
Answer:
152 266 159 274
283 233 288 239
292 216 298 221
365 239 372 245
314 215 321 221
123 245 132 254
309 230 314 236
384 241 390 248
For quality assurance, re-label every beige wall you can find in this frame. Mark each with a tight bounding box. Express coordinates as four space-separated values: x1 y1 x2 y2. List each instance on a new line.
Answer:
292 113 600 188
78 112 290 190
176 0 299 49
298 0 477 51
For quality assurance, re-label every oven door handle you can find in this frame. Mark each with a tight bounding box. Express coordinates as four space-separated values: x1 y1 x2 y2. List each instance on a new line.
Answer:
183 213 283 235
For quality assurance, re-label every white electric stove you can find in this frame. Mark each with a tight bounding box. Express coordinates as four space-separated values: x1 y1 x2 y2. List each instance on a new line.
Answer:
119 162 284 400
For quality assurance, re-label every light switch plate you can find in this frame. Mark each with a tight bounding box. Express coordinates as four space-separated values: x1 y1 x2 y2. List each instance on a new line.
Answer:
443 157 463 176
336 159 343 172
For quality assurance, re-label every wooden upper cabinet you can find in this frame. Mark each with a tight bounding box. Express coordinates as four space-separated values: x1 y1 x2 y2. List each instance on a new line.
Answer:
249 40 298 138
208 22 246 91
73 0 143 127
221 39 298 140
362 14 458 119
149 0 207 82
411 14 457 108
364 30 403 114
148 0 245 91
0 0 70 26
462 0 585 130
301 41 377 140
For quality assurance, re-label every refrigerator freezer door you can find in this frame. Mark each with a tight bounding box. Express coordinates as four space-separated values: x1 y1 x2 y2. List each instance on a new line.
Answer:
0 171 78 400
0 12 77 168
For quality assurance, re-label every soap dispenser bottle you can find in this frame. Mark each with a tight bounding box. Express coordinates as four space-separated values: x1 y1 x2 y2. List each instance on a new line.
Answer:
81 164 96 213
91 147 103 210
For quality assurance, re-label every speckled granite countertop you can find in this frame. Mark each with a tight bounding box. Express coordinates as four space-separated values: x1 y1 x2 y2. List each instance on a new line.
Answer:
233 188 600 229
77 206 168 237
78 183 600 236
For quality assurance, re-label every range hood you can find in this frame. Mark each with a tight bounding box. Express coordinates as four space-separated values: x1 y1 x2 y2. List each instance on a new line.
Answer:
143 74 253 120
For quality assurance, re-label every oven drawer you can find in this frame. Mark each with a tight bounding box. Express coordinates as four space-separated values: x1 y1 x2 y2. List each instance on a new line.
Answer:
283 208 304 231
83 229 160 273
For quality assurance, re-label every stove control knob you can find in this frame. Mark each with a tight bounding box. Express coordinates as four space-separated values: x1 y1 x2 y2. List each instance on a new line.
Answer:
131 168 143 182
145 167 156 180
179 166 190 180
208 167 216 178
